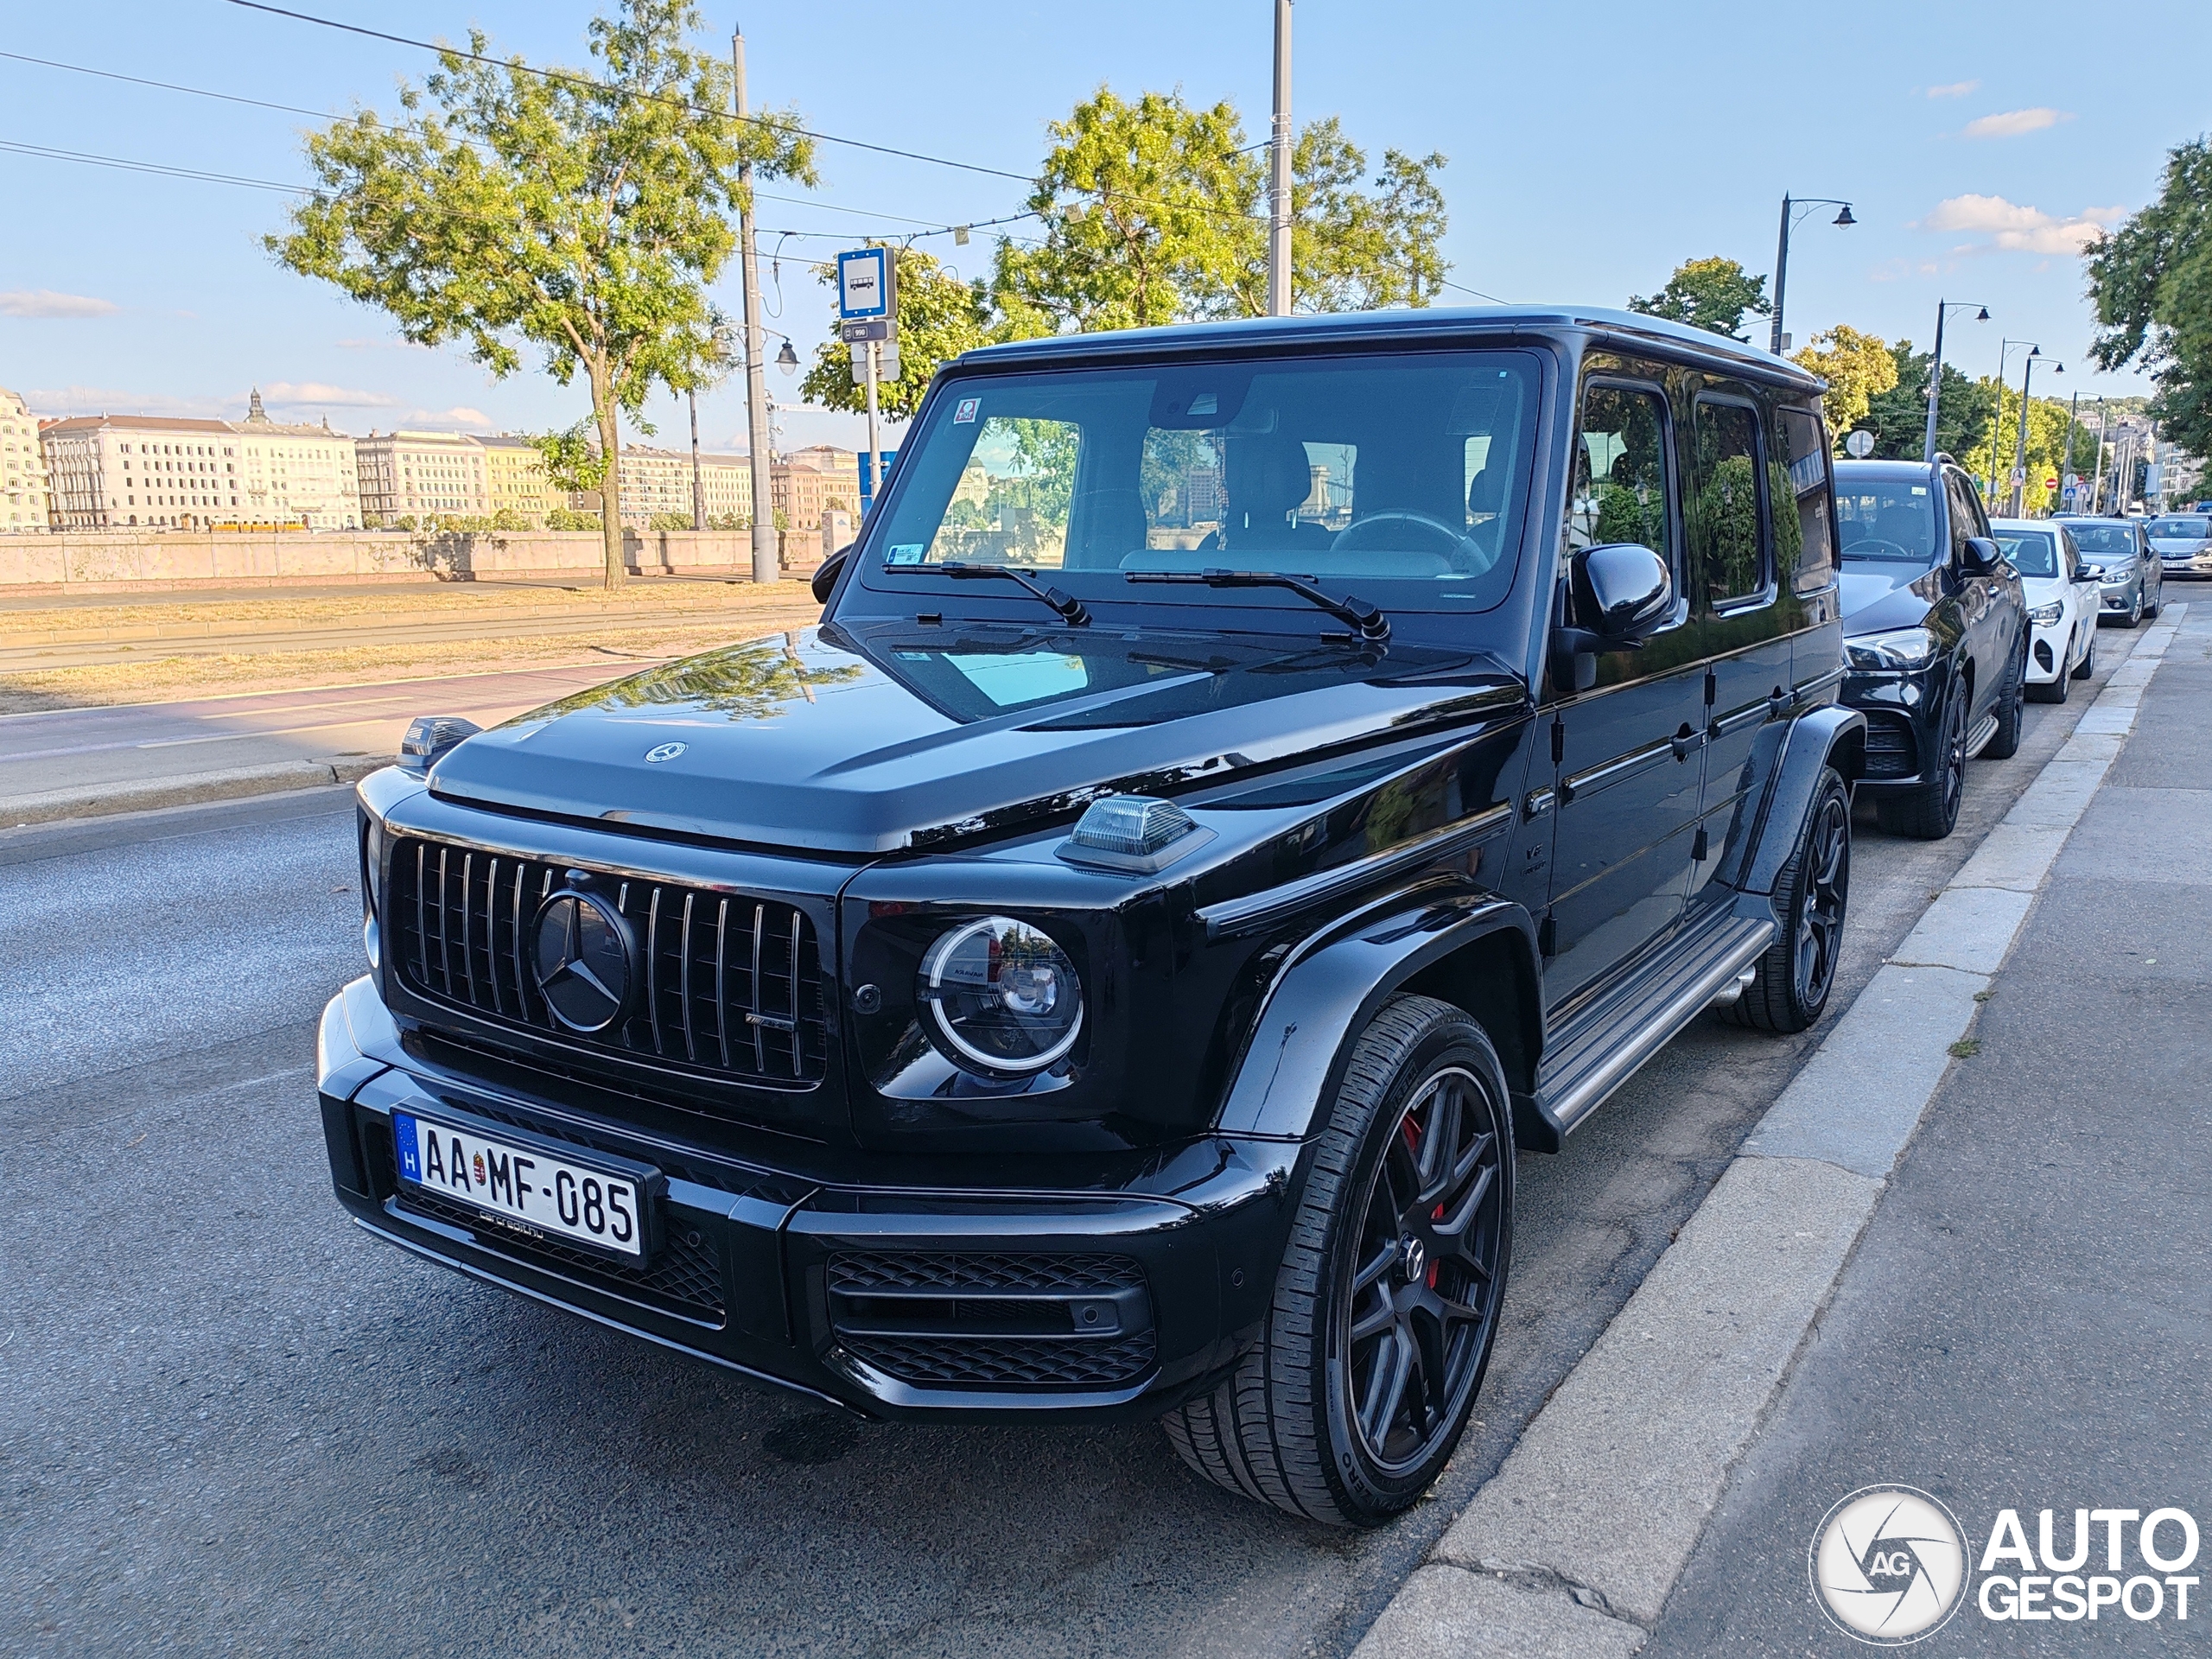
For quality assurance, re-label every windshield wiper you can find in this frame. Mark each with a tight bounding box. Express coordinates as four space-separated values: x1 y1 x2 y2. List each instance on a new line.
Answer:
883 561 1090 626
1125 568 1390 643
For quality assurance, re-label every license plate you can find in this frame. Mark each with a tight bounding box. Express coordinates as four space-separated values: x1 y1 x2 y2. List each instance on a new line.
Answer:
393 1110 651 1260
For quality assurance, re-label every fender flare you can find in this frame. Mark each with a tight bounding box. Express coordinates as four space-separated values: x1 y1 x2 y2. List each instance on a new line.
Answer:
1212 893 1541 1145
1734 705 1866 898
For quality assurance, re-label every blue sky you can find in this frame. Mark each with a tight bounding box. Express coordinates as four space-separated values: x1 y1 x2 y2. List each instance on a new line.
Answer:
3 0 2204 453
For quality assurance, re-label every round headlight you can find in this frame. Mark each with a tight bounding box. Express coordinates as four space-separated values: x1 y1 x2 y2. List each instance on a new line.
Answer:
916 917 1084 1075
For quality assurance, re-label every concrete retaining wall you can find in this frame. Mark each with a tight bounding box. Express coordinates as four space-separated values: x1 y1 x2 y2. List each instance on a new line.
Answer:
0 529 818 594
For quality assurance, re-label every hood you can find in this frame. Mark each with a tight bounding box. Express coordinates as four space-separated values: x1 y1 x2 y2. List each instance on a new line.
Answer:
1838 563 1943 636
427 623 1527 855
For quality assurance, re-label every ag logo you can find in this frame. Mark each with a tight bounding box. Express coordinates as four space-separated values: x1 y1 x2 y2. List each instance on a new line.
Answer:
1811 1485 1968 1644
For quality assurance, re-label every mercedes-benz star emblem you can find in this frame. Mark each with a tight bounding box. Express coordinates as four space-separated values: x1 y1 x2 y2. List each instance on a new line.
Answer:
531 891 632 1033
645 741 688 763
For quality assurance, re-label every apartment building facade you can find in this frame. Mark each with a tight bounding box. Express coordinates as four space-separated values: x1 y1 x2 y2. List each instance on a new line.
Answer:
608 444 756 528
772 445 861 532
37 393 360 531
477 435 563 524
2 388 52 532
355 429 490 524
232 391 361 528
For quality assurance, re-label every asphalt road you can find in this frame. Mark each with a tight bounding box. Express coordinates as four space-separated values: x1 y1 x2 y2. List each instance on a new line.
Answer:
0 664 668 802
0 648 2123 1658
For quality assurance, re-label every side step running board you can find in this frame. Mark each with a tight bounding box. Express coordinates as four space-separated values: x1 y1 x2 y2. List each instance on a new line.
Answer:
1964 714 1999 760
1534 913 1777 1144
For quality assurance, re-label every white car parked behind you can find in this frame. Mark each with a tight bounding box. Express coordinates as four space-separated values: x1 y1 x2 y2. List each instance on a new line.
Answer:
1991 519 2101 703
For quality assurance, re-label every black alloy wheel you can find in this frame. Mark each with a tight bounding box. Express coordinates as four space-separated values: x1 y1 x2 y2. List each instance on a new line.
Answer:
1163 996 1513 1526
1729 766 1853 1033
1339 1064 1506 1474
1876 681 1965 839
2073 626 2098 679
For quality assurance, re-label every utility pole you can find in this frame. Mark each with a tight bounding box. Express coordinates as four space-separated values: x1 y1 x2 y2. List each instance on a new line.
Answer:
2059 391 2079 513
2089 398 2108 512
734 26 779 584
689 385 704 531
2010 350 2059 517
862 339 882 518
1267 0 1293 317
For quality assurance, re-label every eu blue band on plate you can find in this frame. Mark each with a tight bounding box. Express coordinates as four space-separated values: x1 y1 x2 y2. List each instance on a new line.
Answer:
394 1111 423 1182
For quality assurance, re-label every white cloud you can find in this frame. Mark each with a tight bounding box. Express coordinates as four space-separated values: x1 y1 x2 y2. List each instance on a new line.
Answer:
410 405 493 429
260 381 403 408
1926 79 1980 99
1962 107 2071 139
1917 194 2123 256
0 289 119 319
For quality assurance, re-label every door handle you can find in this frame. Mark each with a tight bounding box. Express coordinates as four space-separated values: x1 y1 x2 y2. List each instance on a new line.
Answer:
1670 725 1704 761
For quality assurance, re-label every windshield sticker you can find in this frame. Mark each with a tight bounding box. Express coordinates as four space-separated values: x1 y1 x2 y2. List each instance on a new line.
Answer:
953 397 981 424
886 543 927 565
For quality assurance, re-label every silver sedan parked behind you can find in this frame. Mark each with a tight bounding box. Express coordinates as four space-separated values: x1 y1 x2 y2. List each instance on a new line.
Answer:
2056 516 2162 627
2147 512 2212 579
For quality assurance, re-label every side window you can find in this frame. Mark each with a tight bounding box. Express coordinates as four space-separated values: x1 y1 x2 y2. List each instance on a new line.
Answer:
1689 399 1770 605
1944 472 1986 563
1566 383 1675 568
1776 405 1835 595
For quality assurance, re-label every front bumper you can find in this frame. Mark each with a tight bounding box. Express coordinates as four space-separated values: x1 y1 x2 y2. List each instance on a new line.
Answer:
1840 666 1940 796
2098 574 2142 615
316 979 1294 1422
2157 552 2212 579
2026 620 2071 683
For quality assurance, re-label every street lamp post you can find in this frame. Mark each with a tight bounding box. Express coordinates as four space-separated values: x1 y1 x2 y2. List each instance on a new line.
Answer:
1986 340 2041 504
2010 350 2063 516
1923 300 1990 464
1770 194 1856 357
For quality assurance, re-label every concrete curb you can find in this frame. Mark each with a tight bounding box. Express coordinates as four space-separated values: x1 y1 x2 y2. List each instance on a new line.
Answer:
1351 605 2189 1658
0 754 385 828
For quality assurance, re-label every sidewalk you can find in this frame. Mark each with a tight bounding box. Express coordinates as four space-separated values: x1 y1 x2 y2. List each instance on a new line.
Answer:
1352 604 2198 1656
1645 599 2212 1652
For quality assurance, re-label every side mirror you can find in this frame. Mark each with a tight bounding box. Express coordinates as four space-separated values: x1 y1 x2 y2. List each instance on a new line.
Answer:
1960 536 2002 575
810 544 852 605
1570 542 1676 645
2082 563 2106 582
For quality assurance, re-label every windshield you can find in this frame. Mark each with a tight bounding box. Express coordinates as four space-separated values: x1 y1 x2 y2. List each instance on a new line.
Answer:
1994 530 2062 577
1836 478 1937 563
2062 522 2136 554
862 351 1540 615
2148 516 2209 538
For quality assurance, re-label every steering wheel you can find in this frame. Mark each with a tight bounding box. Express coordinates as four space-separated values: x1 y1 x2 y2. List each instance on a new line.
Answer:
1329 510 1488 573
1844 537 1912 561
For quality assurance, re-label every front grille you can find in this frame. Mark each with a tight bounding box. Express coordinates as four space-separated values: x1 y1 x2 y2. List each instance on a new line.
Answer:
365 1116 727 1323
389 835 828 1084
829 1250 1147 1296
827 1249 1156 1391
1862 712 1916 780
840 1330 1157 1389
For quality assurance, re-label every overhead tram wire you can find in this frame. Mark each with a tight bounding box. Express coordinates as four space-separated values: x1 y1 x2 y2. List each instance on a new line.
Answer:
222 0 1034 183
0 48 1033 243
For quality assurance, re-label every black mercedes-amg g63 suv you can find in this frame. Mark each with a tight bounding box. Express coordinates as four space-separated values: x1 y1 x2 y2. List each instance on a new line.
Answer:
320 307 1863 1526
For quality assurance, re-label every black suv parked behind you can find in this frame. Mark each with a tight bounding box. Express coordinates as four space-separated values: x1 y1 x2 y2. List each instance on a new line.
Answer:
1833 458 2028 840
322 308 1865 1526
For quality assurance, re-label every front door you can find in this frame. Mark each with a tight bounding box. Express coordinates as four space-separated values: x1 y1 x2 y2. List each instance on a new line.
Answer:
1542 373 1708 1011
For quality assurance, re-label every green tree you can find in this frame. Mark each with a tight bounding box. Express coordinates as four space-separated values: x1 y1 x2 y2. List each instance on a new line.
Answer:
267 0 815 588
988 87 1447 337
801 247 990 419
1789 326 1897 446
1861 340 1995 461
1630 257 1771 340
2086 136 2212 464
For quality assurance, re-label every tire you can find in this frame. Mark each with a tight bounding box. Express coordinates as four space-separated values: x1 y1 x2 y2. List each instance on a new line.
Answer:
1875 681 1965 839
2145 580 2161 620
2122 586 2144 628
1980 631 2025 760
1727 766 1850 1033
1163 995 1512 1528
2072 625 2098 679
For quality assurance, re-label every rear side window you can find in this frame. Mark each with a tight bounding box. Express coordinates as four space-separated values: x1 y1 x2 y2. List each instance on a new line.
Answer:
1776 406 1835 594
1689 399 1770 605
1944 472 1988 563
1567 382 1676 569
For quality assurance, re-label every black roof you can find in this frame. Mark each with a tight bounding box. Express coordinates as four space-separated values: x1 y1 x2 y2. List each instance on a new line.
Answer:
954 305 1825 391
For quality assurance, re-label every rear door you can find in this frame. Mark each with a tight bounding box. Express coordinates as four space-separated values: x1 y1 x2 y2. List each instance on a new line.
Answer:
1541 366 1707 1010
1683 385 1794 927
